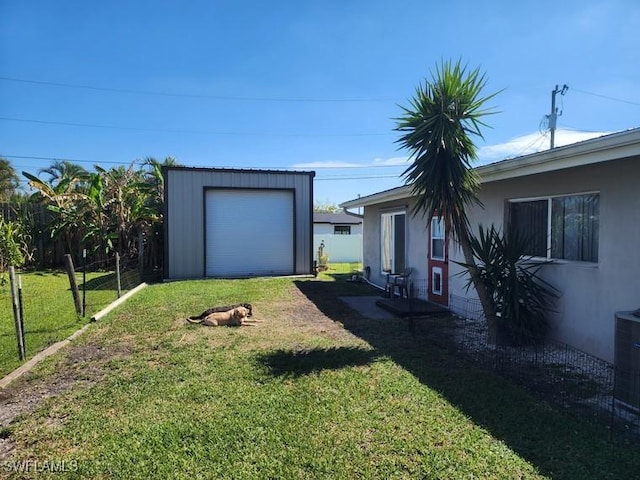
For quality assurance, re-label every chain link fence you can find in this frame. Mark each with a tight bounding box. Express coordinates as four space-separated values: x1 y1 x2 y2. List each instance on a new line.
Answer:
1 252 145 377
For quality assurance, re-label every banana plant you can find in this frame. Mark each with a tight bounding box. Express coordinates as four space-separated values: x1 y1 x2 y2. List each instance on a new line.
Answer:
23 171 88 259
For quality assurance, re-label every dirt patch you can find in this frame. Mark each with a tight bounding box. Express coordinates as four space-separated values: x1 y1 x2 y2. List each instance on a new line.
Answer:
256 288 359 343
0 342 132 461
0 374 82 460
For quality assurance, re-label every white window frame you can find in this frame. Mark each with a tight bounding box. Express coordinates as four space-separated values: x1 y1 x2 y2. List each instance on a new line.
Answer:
509 190 600 263
380 210 406 274
430 217 445 261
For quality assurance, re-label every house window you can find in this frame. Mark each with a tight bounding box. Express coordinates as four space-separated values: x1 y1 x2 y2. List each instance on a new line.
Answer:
509 192 599 262
432 267 443 295
431 217 445 260
381 211 406 274
334 225 351 235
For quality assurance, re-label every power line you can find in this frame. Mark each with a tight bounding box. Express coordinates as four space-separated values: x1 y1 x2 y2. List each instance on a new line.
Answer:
2 154 409 171
4 75 638 111
556 124 610 134
2 154 135 166
3 155 408 184
571 87 640 107
0 75 396 103
0 116 392 137
314 174 401 181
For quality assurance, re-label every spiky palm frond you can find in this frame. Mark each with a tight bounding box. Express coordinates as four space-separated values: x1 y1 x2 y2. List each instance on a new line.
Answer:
395 59 500 241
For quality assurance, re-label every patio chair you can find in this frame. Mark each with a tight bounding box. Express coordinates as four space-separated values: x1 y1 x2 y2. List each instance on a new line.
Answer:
385 267 413 299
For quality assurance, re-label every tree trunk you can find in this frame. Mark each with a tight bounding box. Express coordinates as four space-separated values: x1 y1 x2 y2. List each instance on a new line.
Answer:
459 230 500 344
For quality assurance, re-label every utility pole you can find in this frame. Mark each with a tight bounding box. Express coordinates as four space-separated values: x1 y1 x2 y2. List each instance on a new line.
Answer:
549 84 569 149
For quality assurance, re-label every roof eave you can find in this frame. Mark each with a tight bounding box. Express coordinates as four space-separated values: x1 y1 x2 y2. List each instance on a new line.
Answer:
340 184 413 209
341 128 640 208
477 128 640 183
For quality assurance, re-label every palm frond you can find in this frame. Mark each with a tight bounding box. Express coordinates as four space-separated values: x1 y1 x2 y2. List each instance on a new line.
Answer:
395 59 499 240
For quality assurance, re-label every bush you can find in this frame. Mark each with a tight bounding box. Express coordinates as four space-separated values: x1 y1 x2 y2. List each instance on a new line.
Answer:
459 225 559 345
0 218 29 283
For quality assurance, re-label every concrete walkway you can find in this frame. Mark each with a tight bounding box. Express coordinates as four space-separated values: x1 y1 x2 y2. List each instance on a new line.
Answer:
338 296 397 320
339 295 451 320
375 297 450 318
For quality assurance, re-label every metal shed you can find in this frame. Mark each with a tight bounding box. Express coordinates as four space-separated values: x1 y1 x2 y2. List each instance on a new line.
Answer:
163 167 315 279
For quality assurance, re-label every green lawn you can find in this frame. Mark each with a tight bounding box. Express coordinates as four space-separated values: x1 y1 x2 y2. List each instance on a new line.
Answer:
0 270 139 378
2 276 638 479
323 262 363 274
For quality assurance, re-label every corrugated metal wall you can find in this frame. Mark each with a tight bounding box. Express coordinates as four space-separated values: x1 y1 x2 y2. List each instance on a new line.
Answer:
164 167 314 279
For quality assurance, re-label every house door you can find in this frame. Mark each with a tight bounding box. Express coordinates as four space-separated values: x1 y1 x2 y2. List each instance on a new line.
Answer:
428 217 448 306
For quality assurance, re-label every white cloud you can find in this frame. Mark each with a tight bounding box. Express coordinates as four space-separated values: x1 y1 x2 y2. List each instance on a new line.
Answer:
372 156 410 166
297 129 611 173
478 129 611 165
292 156 410 170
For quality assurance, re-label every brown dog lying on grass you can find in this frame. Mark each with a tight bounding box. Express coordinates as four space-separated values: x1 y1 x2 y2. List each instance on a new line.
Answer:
188 303 253 321
186 304 260 327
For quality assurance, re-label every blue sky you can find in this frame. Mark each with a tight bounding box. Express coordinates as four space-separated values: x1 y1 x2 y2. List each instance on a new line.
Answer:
1 0 639 205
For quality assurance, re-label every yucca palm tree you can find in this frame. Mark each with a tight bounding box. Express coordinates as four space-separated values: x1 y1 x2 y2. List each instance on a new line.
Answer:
395 59 501 342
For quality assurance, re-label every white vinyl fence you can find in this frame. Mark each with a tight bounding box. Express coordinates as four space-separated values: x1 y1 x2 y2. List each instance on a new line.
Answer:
313 234 362 263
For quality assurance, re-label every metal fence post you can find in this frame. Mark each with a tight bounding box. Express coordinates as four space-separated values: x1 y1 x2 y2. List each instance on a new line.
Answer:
82 249 87 317
116 252 122 298
138 230 144 280
9 266 26 361
18 274 25 355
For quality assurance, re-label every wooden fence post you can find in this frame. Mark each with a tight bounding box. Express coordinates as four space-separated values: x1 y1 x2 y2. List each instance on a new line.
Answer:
9 266 26 361
65 254 83 315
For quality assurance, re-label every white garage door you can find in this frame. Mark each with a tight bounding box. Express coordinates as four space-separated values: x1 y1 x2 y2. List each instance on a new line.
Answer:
205 189 294 277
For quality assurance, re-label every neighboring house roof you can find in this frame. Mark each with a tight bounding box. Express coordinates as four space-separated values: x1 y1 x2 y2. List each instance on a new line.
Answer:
313 212 363 224
340 127 640 209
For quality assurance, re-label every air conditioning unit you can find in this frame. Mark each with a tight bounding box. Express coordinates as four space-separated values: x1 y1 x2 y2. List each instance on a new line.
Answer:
614 310 640 410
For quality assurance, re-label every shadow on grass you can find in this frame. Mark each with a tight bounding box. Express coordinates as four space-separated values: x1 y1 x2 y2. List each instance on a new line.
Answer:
80 270 140 291
294 279 640 480
259 346 380 378
316 272 383 296
0 322 81 339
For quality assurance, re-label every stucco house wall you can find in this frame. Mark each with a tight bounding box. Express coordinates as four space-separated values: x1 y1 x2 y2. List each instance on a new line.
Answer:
449 155 640 362
342 129 640 363
360 198 429 295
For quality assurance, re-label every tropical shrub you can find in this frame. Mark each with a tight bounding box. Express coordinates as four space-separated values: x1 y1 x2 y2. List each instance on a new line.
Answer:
458 225 559 345
22 157 174 269
0 218 30 284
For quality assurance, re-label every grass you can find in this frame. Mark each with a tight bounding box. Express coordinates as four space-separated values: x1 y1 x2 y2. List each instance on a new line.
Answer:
322 262 363 275
0 270 139 378
3 276 639 479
